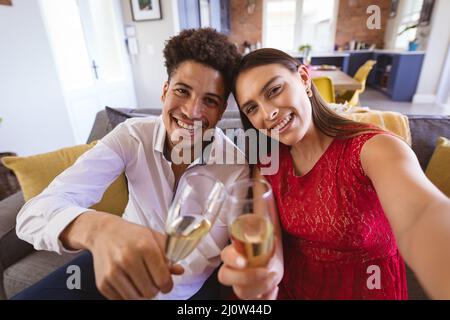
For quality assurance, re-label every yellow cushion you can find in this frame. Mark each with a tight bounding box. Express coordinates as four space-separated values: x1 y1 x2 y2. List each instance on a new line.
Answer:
425 137 450 197
342 109 412 146
1 141 128 216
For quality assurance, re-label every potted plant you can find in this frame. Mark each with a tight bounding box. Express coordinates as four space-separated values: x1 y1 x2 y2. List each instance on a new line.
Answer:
398 23 420 51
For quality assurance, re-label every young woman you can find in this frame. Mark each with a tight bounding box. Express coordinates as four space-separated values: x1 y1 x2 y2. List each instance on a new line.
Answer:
218 48 450 300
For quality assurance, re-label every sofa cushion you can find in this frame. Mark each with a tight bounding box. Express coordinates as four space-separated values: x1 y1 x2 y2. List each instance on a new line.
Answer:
0 192 34 278
4 250 80 299
425 136 450 197
105 107 244 130
407 115 450 170
87 111 111 143
101 107 244 146
1 142 128 216
0 152 20 201
0 192 24 237
105 106 151 129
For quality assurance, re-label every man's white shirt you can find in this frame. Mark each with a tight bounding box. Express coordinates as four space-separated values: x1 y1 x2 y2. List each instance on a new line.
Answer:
16 115 249 299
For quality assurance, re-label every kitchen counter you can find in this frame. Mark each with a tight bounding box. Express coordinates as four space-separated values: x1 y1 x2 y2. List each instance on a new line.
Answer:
344 49 426 55
289 52 351 73
289 49 425 101
289 49 425 58
288 51 350 58
344 50 425 101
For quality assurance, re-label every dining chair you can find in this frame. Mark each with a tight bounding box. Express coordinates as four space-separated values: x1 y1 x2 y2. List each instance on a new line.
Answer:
336 60 377 106
312 76 336 103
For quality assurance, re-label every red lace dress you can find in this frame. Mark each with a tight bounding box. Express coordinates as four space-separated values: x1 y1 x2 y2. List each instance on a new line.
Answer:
261 133 408 300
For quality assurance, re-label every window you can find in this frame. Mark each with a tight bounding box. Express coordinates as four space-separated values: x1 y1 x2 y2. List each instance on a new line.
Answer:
264 0 297 51
395 0 423 49
199 0 211 27
264 0 338 52
298 0 336 52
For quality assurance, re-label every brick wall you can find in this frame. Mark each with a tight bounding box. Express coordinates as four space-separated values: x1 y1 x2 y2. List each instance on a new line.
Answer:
335 0 390 49
227 0 263 53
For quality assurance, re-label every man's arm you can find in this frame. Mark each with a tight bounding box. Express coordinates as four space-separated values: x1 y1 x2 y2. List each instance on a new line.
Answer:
59 208 182 300
16 140 125 253
16 123 180 299
59 210 109 251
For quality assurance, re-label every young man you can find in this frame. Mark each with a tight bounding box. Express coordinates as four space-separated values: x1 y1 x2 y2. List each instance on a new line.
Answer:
14 28 248 300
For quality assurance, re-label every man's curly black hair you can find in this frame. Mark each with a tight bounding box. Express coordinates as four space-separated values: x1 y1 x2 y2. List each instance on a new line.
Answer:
163 28 241 99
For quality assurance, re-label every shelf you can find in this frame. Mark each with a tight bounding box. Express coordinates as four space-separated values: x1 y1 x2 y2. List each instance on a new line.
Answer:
350 50 425 101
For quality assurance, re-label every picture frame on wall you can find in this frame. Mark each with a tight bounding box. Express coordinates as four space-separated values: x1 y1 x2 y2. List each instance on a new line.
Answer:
130 0 162 21
0 0 12 6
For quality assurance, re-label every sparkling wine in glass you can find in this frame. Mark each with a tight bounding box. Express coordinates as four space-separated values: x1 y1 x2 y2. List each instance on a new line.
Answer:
165 172 226 265
227 179 276 267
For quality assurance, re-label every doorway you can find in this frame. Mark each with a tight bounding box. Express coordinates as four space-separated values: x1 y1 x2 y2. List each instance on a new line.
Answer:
39 0 137 143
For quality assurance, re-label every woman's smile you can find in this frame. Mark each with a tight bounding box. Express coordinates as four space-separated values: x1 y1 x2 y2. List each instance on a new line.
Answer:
269 112 294 134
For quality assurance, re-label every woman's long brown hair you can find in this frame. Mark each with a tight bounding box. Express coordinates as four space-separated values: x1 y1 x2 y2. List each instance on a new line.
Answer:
233 48 381 143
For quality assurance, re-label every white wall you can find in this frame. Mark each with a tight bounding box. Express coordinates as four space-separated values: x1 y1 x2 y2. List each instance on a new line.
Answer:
435 44 450 105
0 0 75 156
384 0 407 49
120 0 179 108
413 0 450 103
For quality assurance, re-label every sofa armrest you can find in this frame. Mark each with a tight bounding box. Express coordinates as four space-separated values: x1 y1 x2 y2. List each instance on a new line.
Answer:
0 192 34 271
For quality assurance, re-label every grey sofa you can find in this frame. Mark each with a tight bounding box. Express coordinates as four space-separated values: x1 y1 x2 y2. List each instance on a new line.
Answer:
0 108 449 300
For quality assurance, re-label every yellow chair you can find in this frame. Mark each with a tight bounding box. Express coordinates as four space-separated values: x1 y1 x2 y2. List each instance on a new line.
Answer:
337 60 376 106
312 76 336 103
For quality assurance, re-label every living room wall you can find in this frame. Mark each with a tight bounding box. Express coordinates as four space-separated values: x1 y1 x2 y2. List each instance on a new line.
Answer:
0 0 76 156
227 0 263 53
413 0 450 104
120 0 180 108
335 0 391 49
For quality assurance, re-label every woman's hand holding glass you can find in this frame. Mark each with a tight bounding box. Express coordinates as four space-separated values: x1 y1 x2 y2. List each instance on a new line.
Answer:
218 178 283 300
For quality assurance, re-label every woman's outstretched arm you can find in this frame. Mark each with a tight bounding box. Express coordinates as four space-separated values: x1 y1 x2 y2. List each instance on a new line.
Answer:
361 134 450 299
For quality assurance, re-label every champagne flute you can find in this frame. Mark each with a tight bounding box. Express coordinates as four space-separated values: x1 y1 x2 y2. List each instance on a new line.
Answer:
165 172 226 265
226 178 276 267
